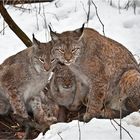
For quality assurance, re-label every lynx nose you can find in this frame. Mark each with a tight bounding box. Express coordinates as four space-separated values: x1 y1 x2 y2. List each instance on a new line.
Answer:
44 63 50 71
64 53 72 62
64 79 72 88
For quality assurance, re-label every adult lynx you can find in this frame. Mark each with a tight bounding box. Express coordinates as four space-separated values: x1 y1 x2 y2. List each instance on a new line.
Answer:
50 25 140 121
0 35 56 127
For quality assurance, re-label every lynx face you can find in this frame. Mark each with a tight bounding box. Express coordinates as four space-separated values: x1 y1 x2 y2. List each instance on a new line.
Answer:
50 26 84 65
32 35 56 72
54 64 76 89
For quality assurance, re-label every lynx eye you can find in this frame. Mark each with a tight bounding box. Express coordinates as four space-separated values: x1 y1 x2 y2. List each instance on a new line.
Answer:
72 48 79 53
39 58 45 63
51 58 56 63
58 49 64 54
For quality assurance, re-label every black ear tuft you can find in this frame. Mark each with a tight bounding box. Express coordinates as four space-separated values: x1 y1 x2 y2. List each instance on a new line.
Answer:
48 25 59 41
32 34 40 46
75 23 85 39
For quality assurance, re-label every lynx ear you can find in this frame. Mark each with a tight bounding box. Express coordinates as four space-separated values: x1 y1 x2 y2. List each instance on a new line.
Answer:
75 23 85 40
48 25 59 41
32 34 40 46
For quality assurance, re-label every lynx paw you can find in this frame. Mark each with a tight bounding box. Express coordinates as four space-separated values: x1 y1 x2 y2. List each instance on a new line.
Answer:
83 113 93 122
36 112 57 128
83 111 101 122
44 116 57 125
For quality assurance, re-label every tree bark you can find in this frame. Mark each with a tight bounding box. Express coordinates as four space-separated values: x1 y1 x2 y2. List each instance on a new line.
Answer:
3 0 54 5
0 2 32 47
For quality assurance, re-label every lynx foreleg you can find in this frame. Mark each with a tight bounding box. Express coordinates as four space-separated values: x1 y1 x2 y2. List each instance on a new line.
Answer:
84 80 108 122
8 89 28 119
28 95 58 129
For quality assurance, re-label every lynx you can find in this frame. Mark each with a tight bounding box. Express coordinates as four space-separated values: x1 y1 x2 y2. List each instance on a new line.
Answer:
0 93 11 115
0 90 59 130
27 91 59 129
100 69 140 118
46 62 88 112
50 25 140 121
0 35 56 128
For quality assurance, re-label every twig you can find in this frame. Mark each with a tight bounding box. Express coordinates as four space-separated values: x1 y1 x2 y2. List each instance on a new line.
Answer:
133 1 136 15
57 132 63 140
55 0 60 8
75 0 77 12
0 120 14 131
0 24 8 34
46 12 59 21
110 0 112 6
3 18 5 35
112 119 133 140
87 0 91 24
13 5 31 13
125 1 130 10
80 1 88 17
110 119 117 131
35 6 39 30
118 0 121 14
38 2 41 14
78 120 81 140
42 4 48 41
119 99 122 140
91 0 105 36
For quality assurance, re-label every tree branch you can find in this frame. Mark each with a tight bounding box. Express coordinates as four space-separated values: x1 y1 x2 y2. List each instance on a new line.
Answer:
91 0 105 36
3 0 54 5
0 2 32 47
112 119 133 140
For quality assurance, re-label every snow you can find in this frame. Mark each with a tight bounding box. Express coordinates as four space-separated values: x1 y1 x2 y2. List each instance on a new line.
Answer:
35 113 140 140
0 0 140 139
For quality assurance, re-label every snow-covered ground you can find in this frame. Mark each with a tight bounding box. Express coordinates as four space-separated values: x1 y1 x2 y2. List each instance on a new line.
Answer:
0 0 140 139
35 112 140 140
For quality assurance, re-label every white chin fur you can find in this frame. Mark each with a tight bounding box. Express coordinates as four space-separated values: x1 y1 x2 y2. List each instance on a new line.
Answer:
48 72 54 81
65 63 71 66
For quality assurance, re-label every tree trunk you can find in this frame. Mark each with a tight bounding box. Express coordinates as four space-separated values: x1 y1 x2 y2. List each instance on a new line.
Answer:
3 0 54 5
0 2 32 47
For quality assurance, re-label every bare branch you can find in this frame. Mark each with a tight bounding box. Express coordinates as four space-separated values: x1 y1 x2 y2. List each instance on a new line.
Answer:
80 1 88 18
2 19 5 35
112 119 133 140
78 120 81 140
0 120 14 131
118 0 121 14
110 119 118 131
42 4 50 42
57 132 63 140
91 0 105 36
0 25 8 34
119 99 122 140
133 1 136 15
87 0 91 24
35 6 39 30
0 2 32 47
2 0 54 5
